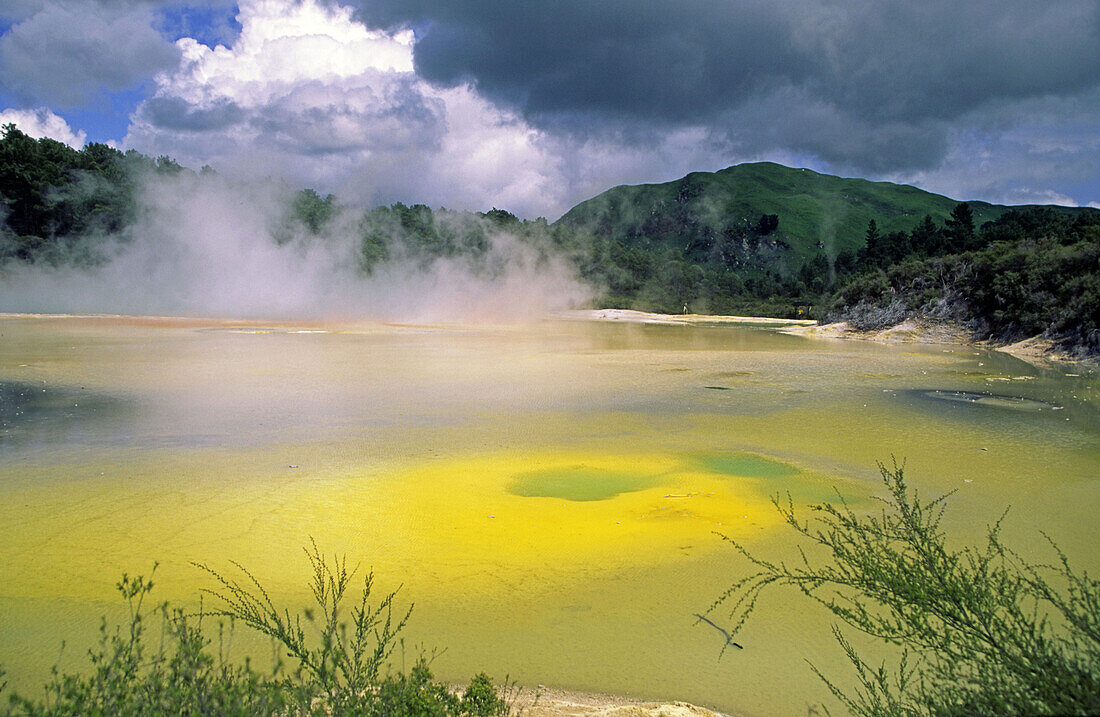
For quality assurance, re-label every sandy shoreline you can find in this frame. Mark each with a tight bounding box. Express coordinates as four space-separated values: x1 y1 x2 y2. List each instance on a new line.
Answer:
777 317 1088 364
571 308 1091 365
777 317 971 345
503 686 733 717
560 308 815 327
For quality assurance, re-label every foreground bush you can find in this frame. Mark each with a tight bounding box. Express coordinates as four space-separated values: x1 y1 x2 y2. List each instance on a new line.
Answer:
710 462 1100 716
2 541 508 716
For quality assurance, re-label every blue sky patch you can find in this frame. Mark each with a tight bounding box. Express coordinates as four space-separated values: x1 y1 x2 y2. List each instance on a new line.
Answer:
157 3 242 48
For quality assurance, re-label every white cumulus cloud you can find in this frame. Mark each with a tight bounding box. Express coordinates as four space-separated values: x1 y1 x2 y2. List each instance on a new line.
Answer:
122 0 568 217
0 107 87 148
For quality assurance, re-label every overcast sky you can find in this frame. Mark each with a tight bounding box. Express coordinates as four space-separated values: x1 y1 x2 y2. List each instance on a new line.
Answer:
1 0 1098 219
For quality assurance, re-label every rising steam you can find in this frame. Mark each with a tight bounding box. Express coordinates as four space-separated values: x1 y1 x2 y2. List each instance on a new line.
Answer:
0 171 593 322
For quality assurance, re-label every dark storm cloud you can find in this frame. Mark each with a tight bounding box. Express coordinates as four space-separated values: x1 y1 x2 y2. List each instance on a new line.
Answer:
0 0 236 21
358 0 812 124
0 1 181 106
351 0 1100 172
723 87 952 172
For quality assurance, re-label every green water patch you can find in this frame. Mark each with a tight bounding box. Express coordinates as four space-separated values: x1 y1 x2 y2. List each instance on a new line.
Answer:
696 452 799 479
509 465 660 502
694 452 860 505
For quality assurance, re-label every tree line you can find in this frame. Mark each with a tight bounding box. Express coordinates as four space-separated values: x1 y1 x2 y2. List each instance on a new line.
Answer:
0 123 187 264
3 122 1098 354
831 205 1100 356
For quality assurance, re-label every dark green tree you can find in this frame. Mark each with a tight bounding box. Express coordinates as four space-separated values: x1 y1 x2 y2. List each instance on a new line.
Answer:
863 219 882 264
154 155 184 175
834 249 857 277
482 208 520 227
756 213 779 236
861 221 910 268
292 188 337 235
909 214 944 257
944 202 976 252
798 252 830 294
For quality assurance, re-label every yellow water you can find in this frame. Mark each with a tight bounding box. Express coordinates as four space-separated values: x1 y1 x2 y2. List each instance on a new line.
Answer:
0 314 1097 715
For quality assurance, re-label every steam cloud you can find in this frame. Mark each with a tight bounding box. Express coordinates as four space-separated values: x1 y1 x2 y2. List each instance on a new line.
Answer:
0 172 593 322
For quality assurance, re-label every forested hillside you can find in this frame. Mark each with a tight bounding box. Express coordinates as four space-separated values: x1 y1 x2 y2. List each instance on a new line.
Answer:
0 123 560 278
831 207 1100 356
556 162 1097 317
0 124 181 264
2 123 1098 354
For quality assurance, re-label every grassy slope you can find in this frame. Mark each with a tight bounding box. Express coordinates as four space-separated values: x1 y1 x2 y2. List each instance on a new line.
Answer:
557 162 1014 266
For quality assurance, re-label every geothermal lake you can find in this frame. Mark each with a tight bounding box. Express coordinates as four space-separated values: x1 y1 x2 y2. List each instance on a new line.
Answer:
1 313 1097 714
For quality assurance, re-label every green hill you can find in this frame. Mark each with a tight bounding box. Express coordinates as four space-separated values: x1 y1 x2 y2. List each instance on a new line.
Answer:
552 161 1097 316
556 161 1008 266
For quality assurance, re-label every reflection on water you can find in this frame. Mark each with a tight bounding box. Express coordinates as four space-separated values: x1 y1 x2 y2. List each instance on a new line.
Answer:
0 380 131 451
916 389 1060 412
0 314 1097 715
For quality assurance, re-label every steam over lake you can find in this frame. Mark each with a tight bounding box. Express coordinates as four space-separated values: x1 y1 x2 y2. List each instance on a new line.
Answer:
1 314 1097 714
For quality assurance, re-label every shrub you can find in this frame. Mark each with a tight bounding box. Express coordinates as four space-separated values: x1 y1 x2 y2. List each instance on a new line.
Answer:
3 569 290 716
2 541 510 716
709 462 1100 716
461 673 509 716
834 298 910 331
195 537 412 710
